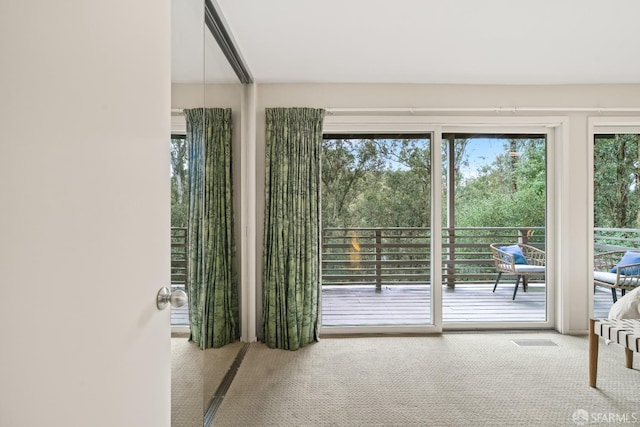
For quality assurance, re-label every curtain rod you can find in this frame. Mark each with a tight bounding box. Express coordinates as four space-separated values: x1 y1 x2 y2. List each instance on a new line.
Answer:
324 107 640 114
172 107 640 114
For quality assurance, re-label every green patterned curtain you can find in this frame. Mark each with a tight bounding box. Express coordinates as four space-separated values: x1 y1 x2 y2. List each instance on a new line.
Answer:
185 108 239 349
263 107 325 350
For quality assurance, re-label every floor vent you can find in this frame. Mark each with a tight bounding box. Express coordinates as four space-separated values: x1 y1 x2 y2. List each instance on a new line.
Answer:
511 339 558 347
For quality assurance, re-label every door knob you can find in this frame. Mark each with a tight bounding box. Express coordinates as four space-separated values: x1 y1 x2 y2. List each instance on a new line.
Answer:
156 287 188 310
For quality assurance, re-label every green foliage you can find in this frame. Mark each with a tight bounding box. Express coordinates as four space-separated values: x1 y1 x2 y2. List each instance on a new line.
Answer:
321 139 387 227
594 134 640 228
456 139 546 228
322 138 431 228
321 136 547 231
319 133 640 234
357 170 429 227
171 137 189 227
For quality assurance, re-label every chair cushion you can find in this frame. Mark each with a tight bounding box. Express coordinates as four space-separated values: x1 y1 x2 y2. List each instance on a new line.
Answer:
513 265 544 274
594 271 618 285
611 251 640 275
499 245 528 265
608 286 640 320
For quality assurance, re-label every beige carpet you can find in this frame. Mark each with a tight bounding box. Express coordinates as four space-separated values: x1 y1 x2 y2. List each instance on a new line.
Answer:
213 333 640 426
171 336 244 427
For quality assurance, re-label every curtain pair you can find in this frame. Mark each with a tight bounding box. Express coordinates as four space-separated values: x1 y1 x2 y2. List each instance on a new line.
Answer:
183 106 324 350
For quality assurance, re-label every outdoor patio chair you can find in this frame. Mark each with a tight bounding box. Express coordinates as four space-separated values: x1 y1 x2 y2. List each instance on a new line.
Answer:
594 250 640 303
490 243 546 300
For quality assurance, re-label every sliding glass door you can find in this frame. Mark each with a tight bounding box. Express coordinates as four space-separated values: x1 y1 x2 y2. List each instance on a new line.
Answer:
319 119 556 333
442 133 548 326
320 133 435 330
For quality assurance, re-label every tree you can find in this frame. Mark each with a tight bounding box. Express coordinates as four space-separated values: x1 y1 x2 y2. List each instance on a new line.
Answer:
171 137 189 227
321 137 435 228
322 136 469 229
594 134 640 228
321 138 386 227
455 138 546 228
321 136 549 231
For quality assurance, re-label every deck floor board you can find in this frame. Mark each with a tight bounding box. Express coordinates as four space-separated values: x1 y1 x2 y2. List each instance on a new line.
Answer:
321 284 614 326
171 284 617 327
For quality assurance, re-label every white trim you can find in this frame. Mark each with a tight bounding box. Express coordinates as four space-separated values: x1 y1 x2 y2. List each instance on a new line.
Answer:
595 126 640 134
556 119 573 333
549 123 567 332
171 325 190 335
240 84 258 343
320 325 442 335
324 115 568 131
444 323 556 331
587 119 596 323
171 114 186 134
325 107 640 114
431 128 443 331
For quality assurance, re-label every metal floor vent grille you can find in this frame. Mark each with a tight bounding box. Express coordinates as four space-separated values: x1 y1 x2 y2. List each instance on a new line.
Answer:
204 343 250 427
511 339 558 347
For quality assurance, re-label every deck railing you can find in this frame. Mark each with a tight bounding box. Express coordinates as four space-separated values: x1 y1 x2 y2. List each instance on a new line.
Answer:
171 227 188 287
323 226 640 290
172 224 640 291
322 226 545 289
594 227 640 252
322 228 430 292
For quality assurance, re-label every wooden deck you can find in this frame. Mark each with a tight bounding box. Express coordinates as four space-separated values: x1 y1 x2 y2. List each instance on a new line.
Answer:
322 284 616 326
171 284 617 326
171 305 190 326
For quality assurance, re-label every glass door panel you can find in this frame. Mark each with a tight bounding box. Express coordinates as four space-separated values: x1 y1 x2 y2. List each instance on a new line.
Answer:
593 133 640 318
321 134 433 327
441 133 547 324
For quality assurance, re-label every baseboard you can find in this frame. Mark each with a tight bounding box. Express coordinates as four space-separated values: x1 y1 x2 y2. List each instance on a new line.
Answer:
171 325 190 335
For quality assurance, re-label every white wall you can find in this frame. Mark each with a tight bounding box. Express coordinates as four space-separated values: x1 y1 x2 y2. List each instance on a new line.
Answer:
0 2 171 426
171 83 242 110
250 83 640 336
171 84 242 159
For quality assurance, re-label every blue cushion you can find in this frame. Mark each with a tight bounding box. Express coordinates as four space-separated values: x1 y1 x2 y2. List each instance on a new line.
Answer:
499 245 528 265
611 251 640 275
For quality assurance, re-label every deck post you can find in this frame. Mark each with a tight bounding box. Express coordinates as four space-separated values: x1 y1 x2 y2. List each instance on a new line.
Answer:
375 229 382 293
447 228 456 289
447 135 456 289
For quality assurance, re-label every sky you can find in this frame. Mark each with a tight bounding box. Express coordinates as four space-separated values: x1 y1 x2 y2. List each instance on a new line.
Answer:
461 138 510 178
324 136 529 176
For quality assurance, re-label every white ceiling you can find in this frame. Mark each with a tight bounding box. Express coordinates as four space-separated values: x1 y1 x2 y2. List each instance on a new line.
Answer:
207 0 640 85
